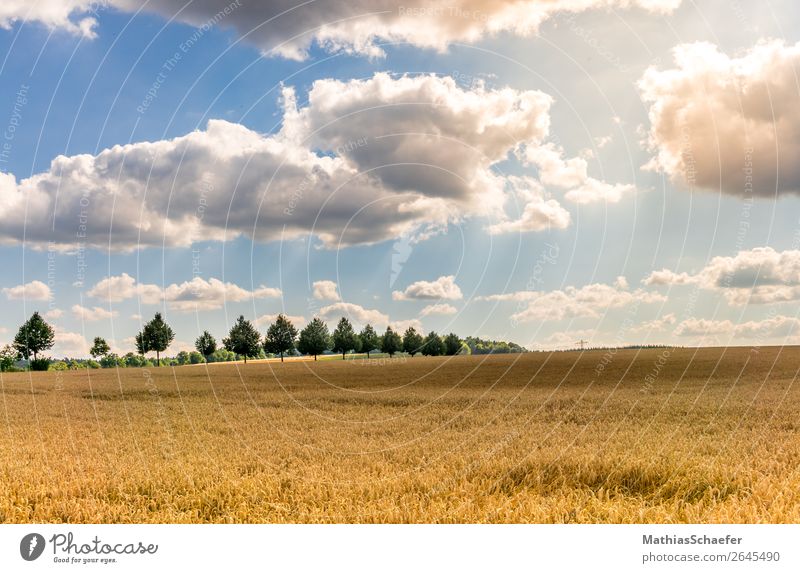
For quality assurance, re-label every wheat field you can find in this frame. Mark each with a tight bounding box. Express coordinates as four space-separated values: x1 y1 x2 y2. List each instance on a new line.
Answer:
1 346 799 523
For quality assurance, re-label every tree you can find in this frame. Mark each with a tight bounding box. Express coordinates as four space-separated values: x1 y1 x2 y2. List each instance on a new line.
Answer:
421 331 445 356
13 311 55 362
444 332 462 356
264 314 298 362
0 344 18 372
89 337 110 359
134 331 148 356
223 315 261 364
332 317 358 360
142 312 174 365
195 330 217 362
402 327 424 356
297 318 331 361
359 324 379 357
381 326 402 357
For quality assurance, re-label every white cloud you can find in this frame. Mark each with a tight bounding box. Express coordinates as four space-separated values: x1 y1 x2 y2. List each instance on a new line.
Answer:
632 312 677 332
482 280 665 323
487 177 570 235
319 302 389 328
391 319 424 333
87 274 281 311
52 327 89 357
0 0 98 38
393 275 463 301
71 304 117 322
45 308 64 320
164 277 281 311
523 143 635 204
420 303 458 317
675 315 800 341
87 273 161 303
255 313 306 327
2 280 52 301
0 74 560 251
642 269 697 286
312 280 340 301
644 248 800 305
18 0 680 59
640 40 800 195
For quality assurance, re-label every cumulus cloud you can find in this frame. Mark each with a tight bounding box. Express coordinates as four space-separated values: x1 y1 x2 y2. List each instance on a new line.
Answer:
319 302 389 328
14 0 680 59
393 275 463 301
52 327 89 356
255 313 306 327
480 279 664 323
71 304 117 322
87 273 162 304
675 315 800 340
312 280 340 301
0 0 98 37
419 303 458 317
45 308 64 320
487 176 570 235
0 74 567 251
2 280 52 301
644 247 800 305
642 269 697 286
86 273 281 311
640 40 800 196
523 143 635 204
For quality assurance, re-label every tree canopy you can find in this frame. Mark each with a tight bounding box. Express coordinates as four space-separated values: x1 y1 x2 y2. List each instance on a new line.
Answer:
195 330 217 361
332 317 358 359
89 337 110 359
223 315 262 363
264 314 298 362
381 326 402 357
142 312 175 364
297 318 331 360
13 311 55 361
402 327 424 356
358 324 380 357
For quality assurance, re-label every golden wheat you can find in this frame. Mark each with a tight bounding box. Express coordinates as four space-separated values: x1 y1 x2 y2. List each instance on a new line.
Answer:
1 347 798 523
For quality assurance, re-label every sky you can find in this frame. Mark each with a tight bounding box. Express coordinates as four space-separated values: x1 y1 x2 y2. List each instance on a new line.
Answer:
0 0 799 356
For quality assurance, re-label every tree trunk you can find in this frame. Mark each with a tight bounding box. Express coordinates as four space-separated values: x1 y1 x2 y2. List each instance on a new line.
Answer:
156 350 160 365
244 355 247 364
280 351 284 363
342 351 345 360
314 354 317 361
367 350 370 358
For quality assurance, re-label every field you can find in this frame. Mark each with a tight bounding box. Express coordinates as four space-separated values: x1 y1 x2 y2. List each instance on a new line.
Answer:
1 346 799 523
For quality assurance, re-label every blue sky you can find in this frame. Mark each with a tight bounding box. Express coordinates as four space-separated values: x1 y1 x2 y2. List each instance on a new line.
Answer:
1 0 800 356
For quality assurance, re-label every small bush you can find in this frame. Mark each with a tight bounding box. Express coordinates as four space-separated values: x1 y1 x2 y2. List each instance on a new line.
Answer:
49 361 69 371
29 358 50 371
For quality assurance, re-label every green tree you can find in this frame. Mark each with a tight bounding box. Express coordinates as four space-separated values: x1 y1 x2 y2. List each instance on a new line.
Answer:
89 336 110 359
0 344 18 371
264 314 298 362
134 331 148 356
359 324 379 357
444 332 462 356
297 318 331 361
402 326 424 356
13 311 55 362
195 330 217 362
142 312 174 365
332 317 358 360
223 315 261 364
381 326 402 357
421 331 445 356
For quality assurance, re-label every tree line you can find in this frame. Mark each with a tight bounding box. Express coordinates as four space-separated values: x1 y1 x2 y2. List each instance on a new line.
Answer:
2 311 484 371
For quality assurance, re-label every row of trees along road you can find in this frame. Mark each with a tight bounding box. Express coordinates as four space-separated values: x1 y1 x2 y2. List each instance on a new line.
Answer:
6 311 468 370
